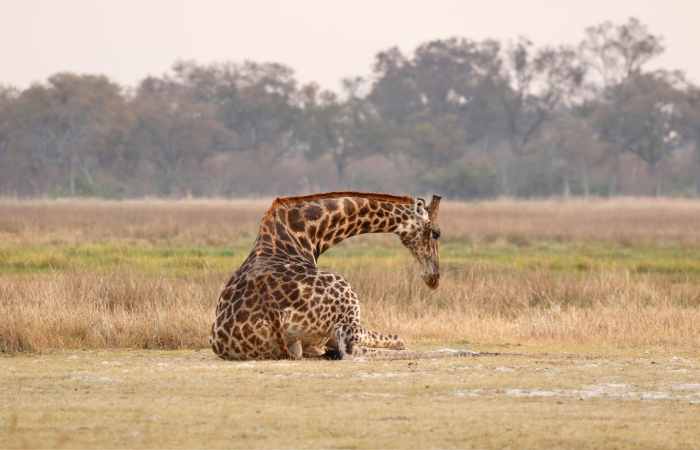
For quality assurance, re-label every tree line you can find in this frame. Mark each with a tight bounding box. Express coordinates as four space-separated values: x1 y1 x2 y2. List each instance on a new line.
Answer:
1 17 699 198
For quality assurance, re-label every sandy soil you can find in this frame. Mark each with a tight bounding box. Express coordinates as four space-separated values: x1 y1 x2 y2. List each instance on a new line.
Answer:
2 348 700 449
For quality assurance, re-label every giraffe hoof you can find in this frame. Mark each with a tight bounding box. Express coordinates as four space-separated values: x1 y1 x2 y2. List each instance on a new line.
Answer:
322 348 344 360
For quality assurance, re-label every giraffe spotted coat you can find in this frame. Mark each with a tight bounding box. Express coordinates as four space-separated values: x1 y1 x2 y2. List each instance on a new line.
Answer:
211 192 441 360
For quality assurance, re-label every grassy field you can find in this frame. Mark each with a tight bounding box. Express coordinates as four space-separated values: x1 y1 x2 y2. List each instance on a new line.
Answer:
2 197 700 352
2 197 700 448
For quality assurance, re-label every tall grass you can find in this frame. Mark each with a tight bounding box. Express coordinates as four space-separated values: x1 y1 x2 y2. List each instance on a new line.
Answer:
1 197 700 353
2 266 699 353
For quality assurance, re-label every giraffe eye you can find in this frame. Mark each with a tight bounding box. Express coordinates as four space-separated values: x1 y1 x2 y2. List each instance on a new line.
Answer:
431 229 441 240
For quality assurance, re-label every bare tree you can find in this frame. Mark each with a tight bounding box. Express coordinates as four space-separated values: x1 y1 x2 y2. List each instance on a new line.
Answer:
592 71 686 195
10 74 131 196
500 39 586 156
579 17 664 89
299 78 383 183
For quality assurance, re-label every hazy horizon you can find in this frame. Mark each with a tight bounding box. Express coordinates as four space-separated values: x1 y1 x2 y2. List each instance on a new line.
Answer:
2 0 698 91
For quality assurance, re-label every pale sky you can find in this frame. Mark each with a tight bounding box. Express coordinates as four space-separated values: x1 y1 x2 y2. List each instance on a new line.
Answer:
2 0 698 91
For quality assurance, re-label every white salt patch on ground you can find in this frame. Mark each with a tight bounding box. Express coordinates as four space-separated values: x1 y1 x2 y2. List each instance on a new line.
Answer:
453 389 484 397
671 383 700 391
273 372 342 379
577 363 600 369
69 373 118 384
355 372 411 379
671 356 689 363
493 383 696 402
438 349 480 355
640 391 674 400
339 392 403 400
506 388 560 398
453 364 484 370
232 362 256 369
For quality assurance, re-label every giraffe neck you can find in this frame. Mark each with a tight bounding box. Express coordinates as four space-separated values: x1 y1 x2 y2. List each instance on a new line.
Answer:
256 194 414 263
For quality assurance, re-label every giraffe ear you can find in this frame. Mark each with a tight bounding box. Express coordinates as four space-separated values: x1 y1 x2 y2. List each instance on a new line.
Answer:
414 198 427 217
428 195 441 222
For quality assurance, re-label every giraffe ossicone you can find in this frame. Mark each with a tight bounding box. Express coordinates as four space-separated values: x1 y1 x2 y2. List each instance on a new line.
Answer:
211 192 442 360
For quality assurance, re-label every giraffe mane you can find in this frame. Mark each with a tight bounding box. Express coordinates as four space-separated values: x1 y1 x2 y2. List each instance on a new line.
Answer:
264 191 413 218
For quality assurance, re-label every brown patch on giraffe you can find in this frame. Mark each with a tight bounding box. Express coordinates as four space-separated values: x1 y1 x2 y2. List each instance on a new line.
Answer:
304 205 324 221
325 199 339 211
316 216 329 240
298 236 312 251
217 329 228 341
329 213 342 229
343 198 356 216
236 310 249 322
289 289 300 302
287 208 306 232
275 222 292 242
281 282 296 294
307 225 317 238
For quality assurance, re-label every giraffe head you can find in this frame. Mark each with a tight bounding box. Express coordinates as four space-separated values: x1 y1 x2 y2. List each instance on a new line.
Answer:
397 195 442 289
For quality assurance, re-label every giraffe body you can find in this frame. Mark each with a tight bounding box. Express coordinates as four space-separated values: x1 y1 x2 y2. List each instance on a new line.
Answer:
211 192 441 360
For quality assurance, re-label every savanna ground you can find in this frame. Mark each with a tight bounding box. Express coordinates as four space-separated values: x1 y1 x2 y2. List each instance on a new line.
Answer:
2 198 700 449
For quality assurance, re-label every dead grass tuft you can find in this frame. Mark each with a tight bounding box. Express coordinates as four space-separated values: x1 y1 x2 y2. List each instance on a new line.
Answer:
0 271 220 352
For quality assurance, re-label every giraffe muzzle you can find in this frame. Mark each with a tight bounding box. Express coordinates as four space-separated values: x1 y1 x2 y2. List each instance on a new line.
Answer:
422 272 440 290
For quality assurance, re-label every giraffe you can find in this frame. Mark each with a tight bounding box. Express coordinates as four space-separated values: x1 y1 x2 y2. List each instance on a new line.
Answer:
210 192 441 360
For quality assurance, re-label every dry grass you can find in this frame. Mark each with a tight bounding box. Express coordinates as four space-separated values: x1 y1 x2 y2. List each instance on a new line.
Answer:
0 198 263 246
2 196 700 246
1 197 700 354
445 197 700 246
2 267 700 353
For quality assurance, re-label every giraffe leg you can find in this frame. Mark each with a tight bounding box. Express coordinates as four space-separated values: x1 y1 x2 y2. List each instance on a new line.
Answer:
329 324 361 360
350 347 412 359
356 327 406 350
287 339 303 360
301 337 330 358
267 307 302 360
325 325 405 359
